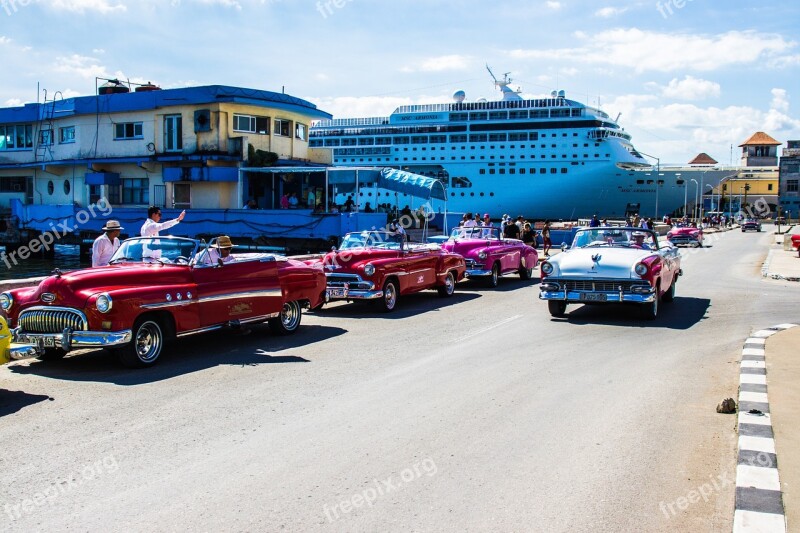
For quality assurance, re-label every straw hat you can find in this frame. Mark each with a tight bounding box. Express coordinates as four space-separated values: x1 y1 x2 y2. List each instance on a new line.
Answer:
211 235 235 249
102 220 124 231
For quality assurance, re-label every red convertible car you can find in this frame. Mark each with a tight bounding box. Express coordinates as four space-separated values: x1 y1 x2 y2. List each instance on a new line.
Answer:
539 227 682 320
320 230 466 312
441 226 538 286
0 236 327 368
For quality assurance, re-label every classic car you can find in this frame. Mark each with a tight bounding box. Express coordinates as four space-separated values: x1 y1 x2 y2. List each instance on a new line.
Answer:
666 224 703 247
1 236 327 368
441 226 539 286
741 218 762 232
320 230 466 312
539 227 682 320
1 316 38 365
791 234 800 253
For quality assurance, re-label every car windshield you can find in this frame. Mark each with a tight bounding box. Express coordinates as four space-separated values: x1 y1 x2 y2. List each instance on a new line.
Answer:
450 226 500 240
571 227 658 250
339 231 403 250
109 237 200 264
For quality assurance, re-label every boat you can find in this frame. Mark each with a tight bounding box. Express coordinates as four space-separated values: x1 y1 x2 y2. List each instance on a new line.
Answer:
309 68 707 220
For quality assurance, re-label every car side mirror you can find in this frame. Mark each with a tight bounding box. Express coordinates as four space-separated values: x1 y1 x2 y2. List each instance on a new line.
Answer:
561 243 569 251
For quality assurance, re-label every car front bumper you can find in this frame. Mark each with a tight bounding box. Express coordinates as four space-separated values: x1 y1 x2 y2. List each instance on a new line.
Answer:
667 237 701 246
465 268 493 277
538 281 656 304
325 287 384 301
12 329 133 354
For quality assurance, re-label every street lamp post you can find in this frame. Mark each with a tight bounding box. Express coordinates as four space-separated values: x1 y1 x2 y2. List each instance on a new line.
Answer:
690 178 699 221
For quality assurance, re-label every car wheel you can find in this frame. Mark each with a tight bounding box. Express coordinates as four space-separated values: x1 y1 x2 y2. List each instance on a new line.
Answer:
662 279 676 303
37 348 67 361
437 271 456 297
380 279 399 312
119 319 164 368
519 264 533 280
548 301 567 317
487 263 500 288
641 289 660 320
269 300 302 335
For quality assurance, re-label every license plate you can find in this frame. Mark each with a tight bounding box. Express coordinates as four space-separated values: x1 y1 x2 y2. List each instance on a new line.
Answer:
34 336 56 348
580 293 607 302
328 287 348 298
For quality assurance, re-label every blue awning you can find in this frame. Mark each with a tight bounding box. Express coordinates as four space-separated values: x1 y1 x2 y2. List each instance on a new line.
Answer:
378 168 446 201
163 166 239 182
85 172 120 185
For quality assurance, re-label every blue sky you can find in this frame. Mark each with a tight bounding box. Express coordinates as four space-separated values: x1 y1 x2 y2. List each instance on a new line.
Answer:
2 0 799 165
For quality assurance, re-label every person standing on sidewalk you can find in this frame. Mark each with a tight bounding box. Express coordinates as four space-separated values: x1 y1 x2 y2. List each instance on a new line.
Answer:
141 206 186 237
92 220 123 267
542 220 552 257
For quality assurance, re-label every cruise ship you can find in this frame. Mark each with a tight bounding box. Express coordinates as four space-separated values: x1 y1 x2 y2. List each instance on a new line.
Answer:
310 71 700 220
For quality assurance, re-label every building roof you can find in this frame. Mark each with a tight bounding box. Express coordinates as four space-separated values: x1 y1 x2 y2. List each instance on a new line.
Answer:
739 131 782 147
0 85 332 124
688 153 718 165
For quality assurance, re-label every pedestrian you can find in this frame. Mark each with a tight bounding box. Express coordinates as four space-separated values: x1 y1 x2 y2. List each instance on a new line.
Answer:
504 218 521 239
364 202 374 213
463 212 478 227
344 195 355 212
280 193 289 209
589 214 600 227
542 220 552 257
288 192 299 209
141 206 185 237
306 189 316 208
521 222 536 246
92 220 123 267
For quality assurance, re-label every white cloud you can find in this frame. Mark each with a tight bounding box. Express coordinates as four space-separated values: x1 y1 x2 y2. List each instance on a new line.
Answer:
193 0 243 9
660 76 721 101
49 0 126 13
546 1 562 9
508 29 796 72
403 55 472 73
4 98 23 107
52 54 110 79
594 7 626 18
92 48 106 54
771 88 790 113
0 36 11 45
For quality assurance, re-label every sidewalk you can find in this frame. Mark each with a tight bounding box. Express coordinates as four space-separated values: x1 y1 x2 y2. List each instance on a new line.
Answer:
762 225 800 281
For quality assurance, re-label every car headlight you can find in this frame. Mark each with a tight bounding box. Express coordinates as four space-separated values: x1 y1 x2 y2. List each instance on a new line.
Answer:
478 251 487 260
96 293 113 313
634 263 648 276
0 292 12 311
541 262 554 275
363 263 375 276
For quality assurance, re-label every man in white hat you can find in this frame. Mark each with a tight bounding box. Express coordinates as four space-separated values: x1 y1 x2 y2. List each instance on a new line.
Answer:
196 235 237 265
92 220 124 267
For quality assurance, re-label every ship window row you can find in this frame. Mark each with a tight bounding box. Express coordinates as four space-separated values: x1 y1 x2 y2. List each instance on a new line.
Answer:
478 167 569 175
311 128 590 147
449 108 583 122
395 97 575 115
335 151 609 163
309 124 467 137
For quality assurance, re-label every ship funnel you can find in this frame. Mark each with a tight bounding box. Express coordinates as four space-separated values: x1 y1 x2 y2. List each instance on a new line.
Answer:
557 90 565 98
453 90 466 103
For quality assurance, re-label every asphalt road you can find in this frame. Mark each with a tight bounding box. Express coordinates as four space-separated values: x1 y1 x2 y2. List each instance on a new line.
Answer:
2 227 798 532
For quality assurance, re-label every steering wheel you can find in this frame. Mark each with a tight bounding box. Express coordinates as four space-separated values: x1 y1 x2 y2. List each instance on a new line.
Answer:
174 256 190 265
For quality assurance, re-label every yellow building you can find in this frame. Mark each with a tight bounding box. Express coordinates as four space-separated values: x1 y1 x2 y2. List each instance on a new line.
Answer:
0 83 332 211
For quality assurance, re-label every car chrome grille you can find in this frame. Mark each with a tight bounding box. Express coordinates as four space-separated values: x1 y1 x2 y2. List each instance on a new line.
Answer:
325 273 374 290
558 280 650 293
19 307 88 333
464 259 479 269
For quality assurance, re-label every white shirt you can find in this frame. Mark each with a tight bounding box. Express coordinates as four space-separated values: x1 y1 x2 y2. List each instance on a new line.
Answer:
92 233 120 267
463 219 478 227
195 248 236 265
141 216 181 237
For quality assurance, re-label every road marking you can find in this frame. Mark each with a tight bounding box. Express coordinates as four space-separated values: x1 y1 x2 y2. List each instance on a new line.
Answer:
454 314 523 343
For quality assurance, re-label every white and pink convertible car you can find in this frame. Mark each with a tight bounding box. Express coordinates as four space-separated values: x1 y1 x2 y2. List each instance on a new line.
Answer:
539 227 682 320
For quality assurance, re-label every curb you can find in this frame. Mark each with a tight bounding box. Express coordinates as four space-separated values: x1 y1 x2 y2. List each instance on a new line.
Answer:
761 249 800 282
733 323 798 533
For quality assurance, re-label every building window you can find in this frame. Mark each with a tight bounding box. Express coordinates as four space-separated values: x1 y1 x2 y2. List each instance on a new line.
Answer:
47 180 54 195
0 176 27 192
274 119 291 137
787 180 799 192
0 124 34 150
39 129 53 146
164 115 183 152
233 114 269 134
63 180 71 194
768 183 773 191
295 123 307 141
114 122 143 140
122 178 149 204
59 126 75 144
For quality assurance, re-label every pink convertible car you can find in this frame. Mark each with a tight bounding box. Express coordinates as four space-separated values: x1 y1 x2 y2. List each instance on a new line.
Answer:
441 226 539 287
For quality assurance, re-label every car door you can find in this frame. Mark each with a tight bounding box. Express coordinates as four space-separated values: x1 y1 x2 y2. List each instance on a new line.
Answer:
500 240 522 274
398 247 438 293
191 257 283 328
